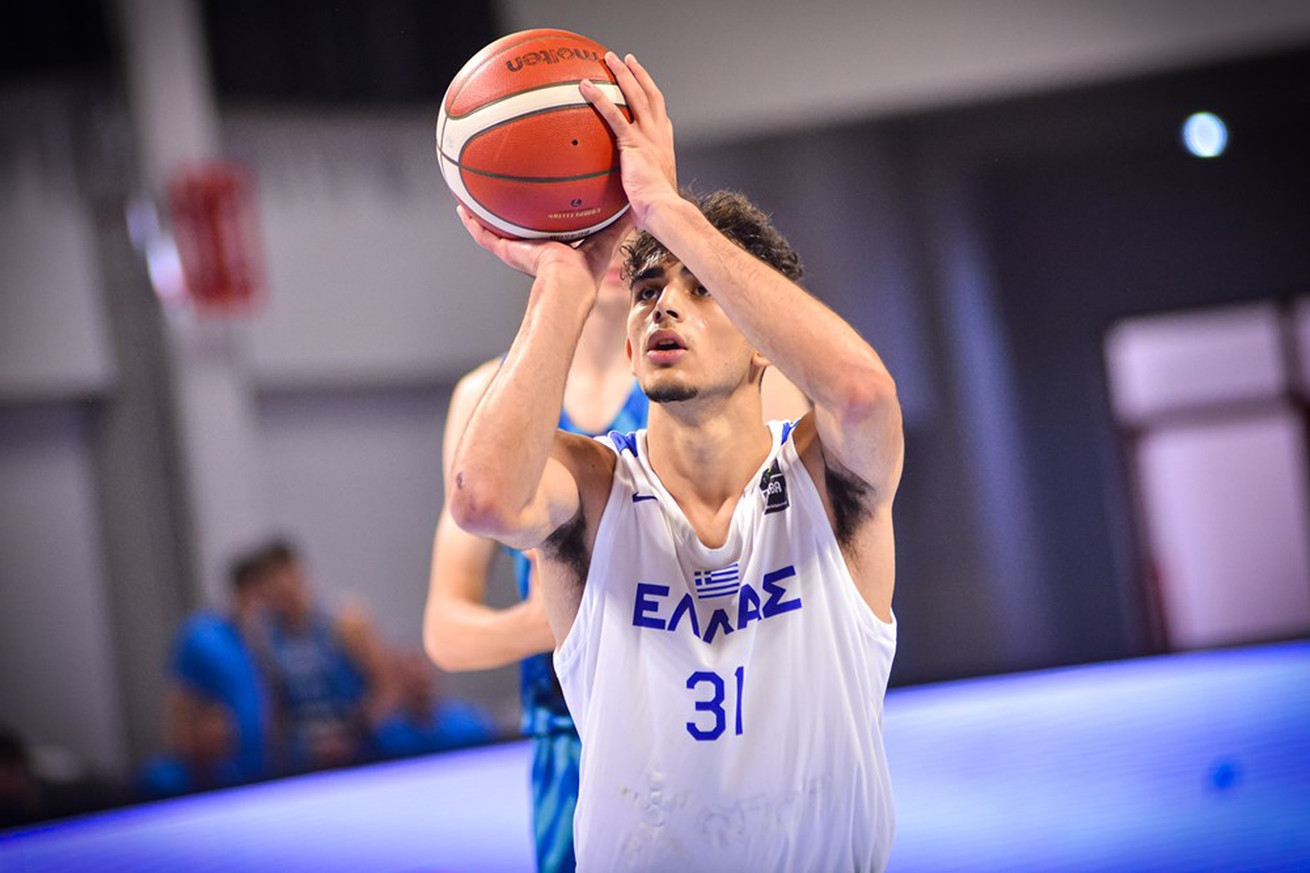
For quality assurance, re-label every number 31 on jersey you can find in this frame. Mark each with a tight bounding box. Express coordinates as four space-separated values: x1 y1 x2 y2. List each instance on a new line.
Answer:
686 666 745 741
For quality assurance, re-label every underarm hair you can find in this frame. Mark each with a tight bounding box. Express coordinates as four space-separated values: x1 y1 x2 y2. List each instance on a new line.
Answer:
540 509 590 589
823 457 873 548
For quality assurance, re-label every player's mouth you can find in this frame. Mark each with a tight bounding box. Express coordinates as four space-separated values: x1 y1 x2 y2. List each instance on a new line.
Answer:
645 329 687 365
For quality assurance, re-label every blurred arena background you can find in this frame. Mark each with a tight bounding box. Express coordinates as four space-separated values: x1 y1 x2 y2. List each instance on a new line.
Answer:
2 1 1309 869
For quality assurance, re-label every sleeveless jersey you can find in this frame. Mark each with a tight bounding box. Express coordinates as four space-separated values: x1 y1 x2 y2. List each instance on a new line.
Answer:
513 382 650 737
555 421 897 872
267 612 368 772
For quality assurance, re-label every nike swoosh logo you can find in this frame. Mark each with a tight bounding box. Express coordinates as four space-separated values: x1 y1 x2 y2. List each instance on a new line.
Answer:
632 494 657 503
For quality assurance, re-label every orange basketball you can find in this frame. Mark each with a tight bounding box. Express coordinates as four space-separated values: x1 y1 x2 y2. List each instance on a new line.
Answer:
436 29 630 241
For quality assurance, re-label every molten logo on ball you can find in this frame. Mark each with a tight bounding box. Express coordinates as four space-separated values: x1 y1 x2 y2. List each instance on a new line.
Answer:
506 46 602 72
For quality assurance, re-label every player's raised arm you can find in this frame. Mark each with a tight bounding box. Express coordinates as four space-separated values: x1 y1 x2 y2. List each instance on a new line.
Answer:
652 200 902 503
584 54 901 503
446 209 631 551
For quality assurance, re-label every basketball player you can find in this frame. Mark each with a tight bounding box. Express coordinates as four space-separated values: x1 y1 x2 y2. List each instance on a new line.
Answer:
424 245 807 872
446 51 901 871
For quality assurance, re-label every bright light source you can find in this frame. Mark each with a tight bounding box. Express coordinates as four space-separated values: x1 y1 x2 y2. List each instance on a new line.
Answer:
126 197 188 307
1182 112 1227 158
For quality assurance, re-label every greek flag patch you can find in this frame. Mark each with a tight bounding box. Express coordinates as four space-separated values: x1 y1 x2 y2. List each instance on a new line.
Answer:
693 562 741 599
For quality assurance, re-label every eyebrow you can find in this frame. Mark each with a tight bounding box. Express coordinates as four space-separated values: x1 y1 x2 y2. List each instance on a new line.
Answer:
631 265 665 286
630 264 696 288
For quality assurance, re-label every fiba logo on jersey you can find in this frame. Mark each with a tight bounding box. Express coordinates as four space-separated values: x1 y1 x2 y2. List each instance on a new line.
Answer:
759 459 789 514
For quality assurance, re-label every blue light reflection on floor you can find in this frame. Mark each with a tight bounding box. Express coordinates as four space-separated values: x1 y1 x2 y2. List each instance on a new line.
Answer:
2 641 1307 872
884 640 1310 872
0 740 537 873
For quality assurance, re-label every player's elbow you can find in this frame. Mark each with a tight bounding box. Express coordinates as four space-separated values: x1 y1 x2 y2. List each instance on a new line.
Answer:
447 473 516 540
422 595 480 672
422 620 463 672
836 362 899 426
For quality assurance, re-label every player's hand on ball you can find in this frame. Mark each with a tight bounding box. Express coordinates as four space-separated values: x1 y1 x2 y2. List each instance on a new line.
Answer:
456 204 574 277
574 209 635 286
457 203 631 294
580 53 677 229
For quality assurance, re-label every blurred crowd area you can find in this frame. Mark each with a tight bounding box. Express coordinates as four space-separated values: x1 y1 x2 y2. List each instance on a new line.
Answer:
1 538 499 829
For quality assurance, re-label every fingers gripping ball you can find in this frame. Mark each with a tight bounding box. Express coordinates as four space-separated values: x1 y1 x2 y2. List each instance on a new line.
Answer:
436 29 631 241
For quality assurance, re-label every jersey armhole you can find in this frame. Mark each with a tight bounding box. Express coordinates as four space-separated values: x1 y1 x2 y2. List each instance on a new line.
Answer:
554 438 630 674
780 436 898 642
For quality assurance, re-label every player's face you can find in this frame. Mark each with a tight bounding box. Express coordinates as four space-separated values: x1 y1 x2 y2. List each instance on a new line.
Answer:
625 260 759 404
263 561 312 624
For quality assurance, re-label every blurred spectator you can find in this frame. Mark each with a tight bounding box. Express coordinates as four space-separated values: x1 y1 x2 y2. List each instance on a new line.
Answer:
0 728 40 828
169 547 278 784
1 728 125 827
373 651 497 759
259 540 390 772
136 693 241 799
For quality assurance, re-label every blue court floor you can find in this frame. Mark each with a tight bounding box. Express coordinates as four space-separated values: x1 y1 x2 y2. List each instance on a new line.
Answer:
2 639 1307 872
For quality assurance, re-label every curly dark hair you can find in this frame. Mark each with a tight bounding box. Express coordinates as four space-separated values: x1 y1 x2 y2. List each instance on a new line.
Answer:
621 189 803 285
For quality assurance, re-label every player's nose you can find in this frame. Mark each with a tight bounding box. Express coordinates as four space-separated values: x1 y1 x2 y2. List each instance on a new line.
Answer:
652 285 685 322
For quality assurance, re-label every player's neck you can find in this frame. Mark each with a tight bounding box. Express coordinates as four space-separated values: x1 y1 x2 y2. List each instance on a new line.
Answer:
563 306 632 433
646 393 771 509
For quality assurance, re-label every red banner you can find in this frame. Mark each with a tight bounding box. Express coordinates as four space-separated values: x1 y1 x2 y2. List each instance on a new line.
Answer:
168 162 264 313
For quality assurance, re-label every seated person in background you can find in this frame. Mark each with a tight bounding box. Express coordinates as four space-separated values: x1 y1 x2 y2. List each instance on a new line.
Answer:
372 650 497 759
169 547 278 785
136 693 240 799
1 727 126 824
0 727 41 828
259 539 392 772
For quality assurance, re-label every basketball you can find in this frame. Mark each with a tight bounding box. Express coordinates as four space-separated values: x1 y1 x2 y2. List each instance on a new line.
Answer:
436 29 630 241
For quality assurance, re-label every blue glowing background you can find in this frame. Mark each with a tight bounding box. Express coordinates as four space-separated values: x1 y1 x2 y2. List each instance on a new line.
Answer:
4 640 1305 872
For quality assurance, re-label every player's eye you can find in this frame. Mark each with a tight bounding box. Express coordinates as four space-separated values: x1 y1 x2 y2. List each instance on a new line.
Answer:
634 285 660 303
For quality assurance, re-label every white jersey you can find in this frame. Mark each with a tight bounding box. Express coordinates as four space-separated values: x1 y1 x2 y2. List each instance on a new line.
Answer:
555 421 897 872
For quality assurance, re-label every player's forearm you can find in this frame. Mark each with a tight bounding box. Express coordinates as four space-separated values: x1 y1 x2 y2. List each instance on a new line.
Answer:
449 267 593 537
424 598 554 671
646 197 897 420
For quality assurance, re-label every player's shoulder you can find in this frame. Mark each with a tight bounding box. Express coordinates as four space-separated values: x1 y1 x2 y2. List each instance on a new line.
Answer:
550 430 619 517
176 610 227 644
557 428 619 470
172 611 241 675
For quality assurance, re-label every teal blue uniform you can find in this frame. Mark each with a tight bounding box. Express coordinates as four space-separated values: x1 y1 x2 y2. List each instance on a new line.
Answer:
511 384 648 873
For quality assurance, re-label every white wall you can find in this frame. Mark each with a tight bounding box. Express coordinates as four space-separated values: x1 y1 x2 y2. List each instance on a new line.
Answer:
0 91 115 400
1107 302 1310 648
0 91 127 775
224 110 523 389
1138 415 1310 647
501 0 1310 143
0 405 128 777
